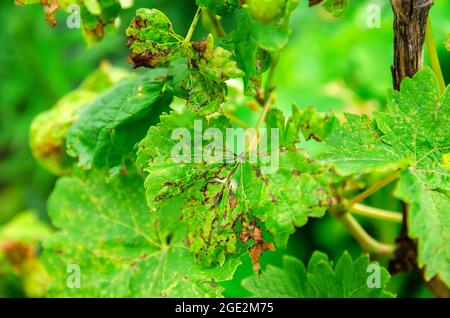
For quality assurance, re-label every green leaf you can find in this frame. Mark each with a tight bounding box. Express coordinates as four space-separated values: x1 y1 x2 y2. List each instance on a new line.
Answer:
322 113 402 175
137 109 247 266
43 171 241 297
242 252 395 298
323 68 450 190
30 62 130 175
375 69 449 190
127 9 243 115
241 151 334 247
196 0 240 16
322 68 450 287
266 106 335 148
80 0 122 45
233 1 298 95
66 68 172 172
137 108 336 266
395 170 450 287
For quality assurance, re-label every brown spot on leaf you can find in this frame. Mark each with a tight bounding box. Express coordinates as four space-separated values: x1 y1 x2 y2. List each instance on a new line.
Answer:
228 192 237 210
243 224 275 272
269 193 278 205
192 39 207 57
128 49 172 69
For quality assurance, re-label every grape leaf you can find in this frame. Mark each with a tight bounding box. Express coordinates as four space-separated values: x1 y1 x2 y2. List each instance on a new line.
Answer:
126 8 185 68
66 68 172 173
395 171 450 287
137 107 336 267
321 113 402 175
323 68 449 190
15 0 128 45
242 251 395 298
43 171 241 297
266 106 335 148
374 69 449 190
322 68 450 287
233 1 298 95
30 62 130 175
196 0 240 16
241 151 334 247
126 9 243 115
137 109 249 266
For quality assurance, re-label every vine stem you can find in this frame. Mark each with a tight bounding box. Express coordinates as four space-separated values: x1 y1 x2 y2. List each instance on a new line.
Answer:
248 96 275 152
426 17 446 93
184 7 202 43
351 203 403 223
335 212 396 259
348 171 400 207
255 96 274 131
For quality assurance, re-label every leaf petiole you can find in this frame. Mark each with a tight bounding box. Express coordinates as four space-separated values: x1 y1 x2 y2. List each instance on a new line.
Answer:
350 203 403 223
348 171 400 207
185 7 202 43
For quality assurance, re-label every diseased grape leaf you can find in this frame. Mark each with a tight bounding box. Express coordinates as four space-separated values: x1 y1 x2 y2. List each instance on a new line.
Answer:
15 0 128 45
137 109 250 266
137 107 336 267
266 106 335 148
242 251 395 298
30 62 130 175
241 151 335 247
126 8 185 68
66 68 172 173
395 171 450 287
43 171 241 297
126 9 243 115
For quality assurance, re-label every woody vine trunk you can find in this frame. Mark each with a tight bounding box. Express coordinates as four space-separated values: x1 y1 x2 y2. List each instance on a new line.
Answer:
389 0 450 298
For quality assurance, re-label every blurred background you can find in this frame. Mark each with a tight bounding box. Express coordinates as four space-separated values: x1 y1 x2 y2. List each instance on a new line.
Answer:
0 0 448 297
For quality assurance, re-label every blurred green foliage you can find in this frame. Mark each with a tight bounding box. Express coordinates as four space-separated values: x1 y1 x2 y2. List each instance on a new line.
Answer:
0 0 448 297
